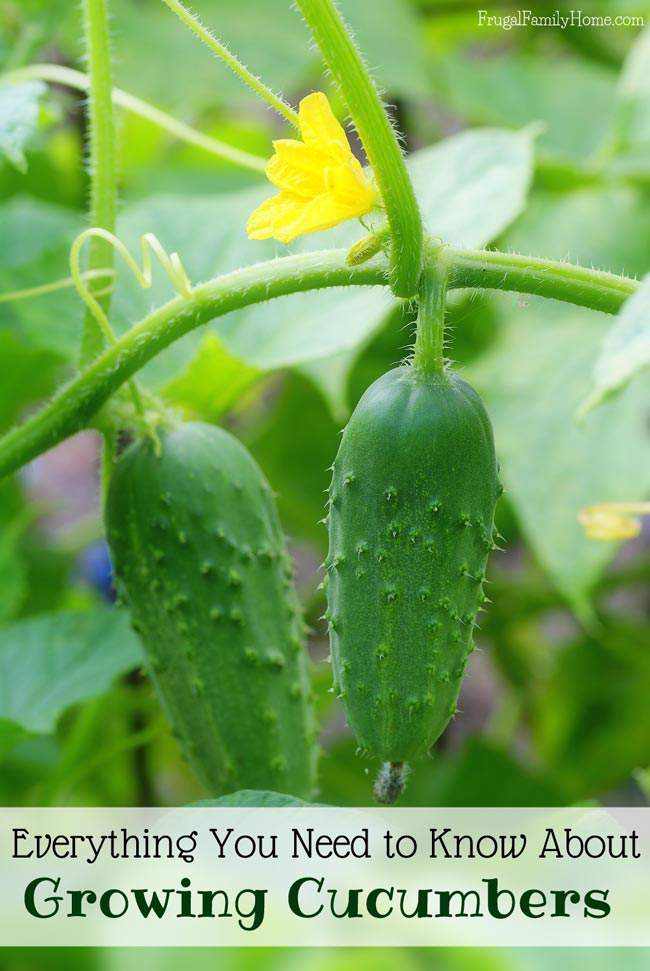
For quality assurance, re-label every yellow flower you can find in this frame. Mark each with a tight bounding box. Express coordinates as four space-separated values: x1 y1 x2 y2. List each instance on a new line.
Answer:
578 502 650 541
246 92 378 244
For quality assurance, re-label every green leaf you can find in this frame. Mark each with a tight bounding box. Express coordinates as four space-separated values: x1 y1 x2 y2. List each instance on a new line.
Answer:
0 196 84 358
469 297 650 612
0 608 142 736
0 331 65 434
0 719 27 761
580 272 650 414
0 80 45 172
534 618 650 800
0 195 80 268
243 372 340 544
409 127 535 246
478 184 650 606
434 51 618 163
192 790 314 807
161 333 262 421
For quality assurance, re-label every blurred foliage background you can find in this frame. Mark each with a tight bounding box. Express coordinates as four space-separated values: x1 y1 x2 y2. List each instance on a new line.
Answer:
1 0 650 964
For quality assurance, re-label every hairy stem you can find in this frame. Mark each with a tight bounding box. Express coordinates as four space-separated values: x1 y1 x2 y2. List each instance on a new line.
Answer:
7 64 267 173
412 253 448 376
0 252 386 479
296 0 423 299
448 246 636 315
80 0 117 365
0 246 638 480
160 0 299 127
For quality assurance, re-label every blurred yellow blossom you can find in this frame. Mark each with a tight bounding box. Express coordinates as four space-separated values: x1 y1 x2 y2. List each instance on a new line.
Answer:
578 502 650 541
246 92 378 244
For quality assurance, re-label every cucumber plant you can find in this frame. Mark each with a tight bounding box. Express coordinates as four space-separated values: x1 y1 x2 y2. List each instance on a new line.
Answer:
0 0 646 804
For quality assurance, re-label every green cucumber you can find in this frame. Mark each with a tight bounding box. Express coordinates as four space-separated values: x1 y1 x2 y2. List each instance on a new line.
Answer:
105 421 317 798
327 365 500 767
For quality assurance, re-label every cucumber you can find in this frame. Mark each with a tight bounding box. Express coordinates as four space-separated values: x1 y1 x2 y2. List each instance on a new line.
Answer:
327 365 500 765
105 421 317 798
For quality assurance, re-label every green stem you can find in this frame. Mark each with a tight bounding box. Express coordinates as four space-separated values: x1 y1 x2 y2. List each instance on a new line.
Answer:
0 251 385 480
412 257 448 376
447 246 636 315
80 0 117 365
0 268 113 304
160 0 299 128
0 245 639 481
7 64 267 173
296 0 423 299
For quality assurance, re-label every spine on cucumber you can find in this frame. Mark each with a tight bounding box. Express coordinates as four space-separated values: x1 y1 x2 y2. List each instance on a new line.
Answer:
327 365 500 764
105 421 317 798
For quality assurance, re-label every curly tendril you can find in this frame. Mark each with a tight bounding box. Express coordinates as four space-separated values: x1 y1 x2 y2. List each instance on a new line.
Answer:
70 228 194 346
68 228 194 423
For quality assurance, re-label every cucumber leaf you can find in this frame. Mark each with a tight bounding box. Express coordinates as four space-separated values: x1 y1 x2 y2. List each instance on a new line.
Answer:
0 81 45 173
0 608 142 737
161 333 262 422
580 273 650 415
474 183 650 609
433 51 617 163
469 297 650 614
0 196 84 358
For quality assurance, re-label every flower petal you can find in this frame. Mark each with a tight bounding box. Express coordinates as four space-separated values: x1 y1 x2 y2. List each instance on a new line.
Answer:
324 159 377 211
266 140 329 196
283 190 369 240
247 92 377 244
246 191 306 243
578 505 642 540
298 92 349 162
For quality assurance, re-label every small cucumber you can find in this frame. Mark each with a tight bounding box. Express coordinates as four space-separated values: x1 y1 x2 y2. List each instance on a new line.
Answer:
327 365 500 764
106 421 317 798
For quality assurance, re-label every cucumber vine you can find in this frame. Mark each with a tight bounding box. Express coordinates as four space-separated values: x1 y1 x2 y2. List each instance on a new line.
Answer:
0 0 642 482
